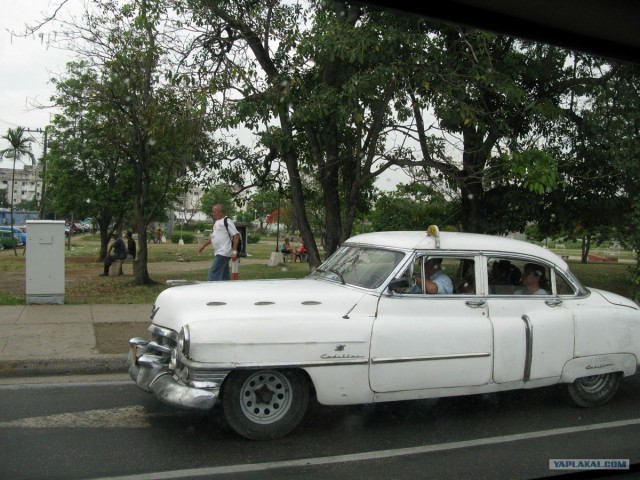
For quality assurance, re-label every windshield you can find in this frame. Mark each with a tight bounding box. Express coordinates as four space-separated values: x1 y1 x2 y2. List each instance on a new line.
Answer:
312 244 405 289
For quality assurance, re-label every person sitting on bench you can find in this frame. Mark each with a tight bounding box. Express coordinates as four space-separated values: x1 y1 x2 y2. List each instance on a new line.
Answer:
100 232 127 277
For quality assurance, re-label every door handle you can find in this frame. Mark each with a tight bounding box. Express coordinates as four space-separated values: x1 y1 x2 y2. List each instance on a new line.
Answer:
465 299 486 308
545 298 563 307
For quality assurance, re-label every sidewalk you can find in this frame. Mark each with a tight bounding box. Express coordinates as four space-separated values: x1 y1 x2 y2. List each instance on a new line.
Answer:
0 303 151 378
0 255 296 379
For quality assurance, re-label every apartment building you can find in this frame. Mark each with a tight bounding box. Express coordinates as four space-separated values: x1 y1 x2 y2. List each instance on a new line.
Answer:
0 164 42 204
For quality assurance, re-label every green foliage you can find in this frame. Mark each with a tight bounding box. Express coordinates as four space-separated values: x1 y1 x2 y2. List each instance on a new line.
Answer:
247 233 261 244
0 127 37 229
170 232 195 244
182 222 210 232
14 199 39 211
199 186 236 218
370 184 460 231
501 149 560 195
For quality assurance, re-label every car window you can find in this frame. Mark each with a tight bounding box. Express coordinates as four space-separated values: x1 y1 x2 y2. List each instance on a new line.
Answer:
488 257 551 295
395 255 476 295
555 270 577 295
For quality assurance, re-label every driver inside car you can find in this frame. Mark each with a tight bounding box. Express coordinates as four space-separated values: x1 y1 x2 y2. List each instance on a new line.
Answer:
406 257 453 294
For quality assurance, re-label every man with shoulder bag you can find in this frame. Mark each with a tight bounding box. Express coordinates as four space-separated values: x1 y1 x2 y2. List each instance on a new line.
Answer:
198 203 240 281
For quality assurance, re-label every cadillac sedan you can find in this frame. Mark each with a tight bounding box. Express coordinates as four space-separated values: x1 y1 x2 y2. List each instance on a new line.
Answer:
128 227 640 440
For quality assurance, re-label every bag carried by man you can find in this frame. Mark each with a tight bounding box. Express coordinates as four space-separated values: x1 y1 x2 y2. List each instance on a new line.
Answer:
223 217 244 257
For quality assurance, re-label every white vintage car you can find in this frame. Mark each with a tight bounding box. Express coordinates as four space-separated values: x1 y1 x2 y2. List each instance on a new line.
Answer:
128 227 640 440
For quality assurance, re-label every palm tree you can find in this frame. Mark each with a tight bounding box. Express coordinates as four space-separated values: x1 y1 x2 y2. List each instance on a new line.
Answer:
0 127 35 255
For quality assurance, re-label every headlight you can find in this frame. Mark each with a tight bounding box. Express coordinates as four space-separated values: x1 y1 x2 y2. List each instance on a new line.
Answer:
177 326 190 357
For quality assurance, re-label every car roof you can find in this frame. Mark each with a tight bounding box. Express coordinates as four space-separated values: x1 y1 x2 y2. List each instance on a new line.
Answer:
346 230 568 269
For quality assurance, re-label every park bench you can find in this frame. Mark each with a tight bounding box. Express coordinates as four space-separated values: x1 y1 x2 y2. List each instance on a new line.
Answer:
114 257 139 275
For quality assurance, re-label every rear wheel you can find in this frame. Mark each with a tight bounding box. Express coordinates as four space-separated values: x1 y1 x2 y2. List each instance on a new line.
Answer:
222 369 309 440
567 372 622 407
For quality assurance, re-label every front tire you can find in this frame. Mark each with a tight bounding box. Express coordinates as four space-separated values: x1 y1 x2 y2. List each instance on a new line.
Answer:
567 372 622 407
222 369 309 440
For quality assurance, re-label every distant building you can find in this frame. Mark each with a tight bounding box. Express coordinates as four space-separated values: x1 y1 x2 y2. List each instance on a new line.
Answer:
0 164 43 204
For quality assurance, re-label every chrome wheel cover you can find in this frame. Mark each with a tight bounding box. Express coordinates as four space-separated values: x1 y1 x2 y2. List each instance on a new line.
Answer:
238 370 294 425
576 374 609 393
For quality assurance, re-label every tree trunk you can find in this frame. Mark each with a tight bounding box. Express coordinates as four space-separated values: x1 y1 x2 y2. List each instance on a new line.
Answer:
581 234 591 263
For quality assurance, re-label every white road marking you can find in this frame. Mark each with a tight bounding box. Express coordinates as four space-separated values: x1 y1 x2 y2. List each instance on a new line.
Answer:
0 406 171 429
86 417 640 480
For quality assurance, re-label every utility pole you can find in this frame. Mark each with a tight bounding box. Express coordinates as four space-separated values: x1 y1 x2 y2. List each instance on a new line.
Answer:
23 127 47 219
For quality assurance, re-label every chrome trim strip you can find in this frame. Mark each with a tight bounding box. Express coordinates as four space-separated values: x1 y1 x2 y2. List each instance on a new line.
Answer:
129 337 149 347
148 324 178 341
522 314 533 381
179 356 369 370
148 341 172 354
179 352 491 370
371 352 491 365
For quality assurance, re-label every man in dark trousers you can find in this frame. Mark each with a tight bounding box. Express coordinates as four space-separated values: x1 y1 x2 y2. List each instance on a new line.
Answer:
126 231 136 259
100 232 127 276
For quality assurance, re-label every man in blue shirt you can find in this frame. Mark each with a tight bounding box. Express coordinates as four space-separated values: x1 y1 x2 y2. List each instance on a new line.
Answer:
409 257 453 294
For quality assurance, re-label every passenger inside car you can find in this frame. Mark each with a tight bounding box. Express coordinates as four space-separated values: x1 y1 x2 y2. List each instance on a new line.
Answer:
515 263 550 295
489 259 521 294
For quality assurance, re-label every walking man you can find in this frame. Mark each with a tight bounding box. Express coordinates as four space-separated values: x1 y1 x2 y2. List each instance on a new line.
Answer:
198 204 240 281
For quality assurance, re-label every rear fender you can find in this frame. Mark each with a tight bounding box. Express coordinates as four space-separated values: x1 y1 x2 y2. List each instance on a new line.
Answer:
560 354 637 383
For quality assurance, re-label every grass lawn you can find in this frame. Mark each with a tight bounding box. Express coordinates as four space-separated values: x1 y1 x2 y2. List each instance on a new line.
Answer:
0 234 637 305
0 234 311 305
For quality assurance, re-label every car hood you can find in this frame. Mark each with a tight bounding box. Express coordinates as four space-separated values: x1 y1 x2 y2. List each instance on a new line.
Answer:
588 288 639 309
151 277 376 333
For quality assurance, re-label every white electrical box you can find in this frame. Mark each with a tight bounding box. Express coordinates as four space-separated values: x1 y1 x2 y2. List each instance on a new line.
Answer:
25 220 65 304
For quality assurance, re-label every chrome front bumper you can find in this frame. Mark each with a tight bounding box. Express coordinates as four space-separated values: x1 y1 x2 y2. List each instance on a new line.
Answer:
128 337 218 411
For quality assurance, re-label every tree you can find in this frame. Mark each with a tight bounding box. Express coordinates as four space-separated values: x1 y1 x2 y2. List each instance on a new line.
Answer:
370 184 460 232
181 1 436 266
47 61 135 258
246 188 280 234
46 1 216 284
199 186 236 219
14 198 39 211
0 127 35 255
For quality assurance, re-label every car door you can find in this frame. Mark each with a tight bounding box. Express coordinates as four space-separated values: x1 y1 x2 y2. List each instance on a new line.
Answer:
369 254 493 392
486 256 574 384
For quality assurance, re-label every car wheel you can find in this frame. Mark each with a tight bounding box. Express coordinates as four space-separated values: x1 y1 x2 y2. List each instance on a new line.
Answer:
567 372 622 407
222 369 309 440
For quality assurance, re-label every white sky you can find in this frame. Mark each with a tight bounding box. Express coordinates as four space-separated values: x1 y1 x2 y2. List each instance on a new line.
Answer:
0 0 80 167
0 0 409 189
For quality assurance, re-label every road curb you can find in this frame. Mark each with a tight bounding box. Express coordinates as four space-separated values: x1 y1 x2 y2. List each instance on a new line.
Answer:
0 355 128 378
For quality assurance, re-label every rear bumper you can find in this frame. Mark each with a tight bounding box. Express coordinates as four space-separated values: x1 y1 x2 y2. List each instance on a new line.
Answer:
128 338 217 411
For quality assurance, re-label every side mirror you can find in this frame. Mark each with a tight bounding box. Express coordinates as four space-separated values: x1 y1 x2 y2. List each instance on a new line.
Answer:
388 278 409 293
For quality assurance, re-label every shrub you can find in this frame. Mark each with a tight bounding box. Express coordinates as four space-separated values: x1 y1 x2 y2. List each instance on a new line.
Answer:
170 232 195 244
183 222 211 232
247 233 261 244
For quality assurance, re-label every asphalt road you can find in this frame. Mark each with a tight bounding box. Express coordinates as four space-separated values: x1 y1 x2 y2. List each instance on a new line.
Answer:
1 374 639 480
